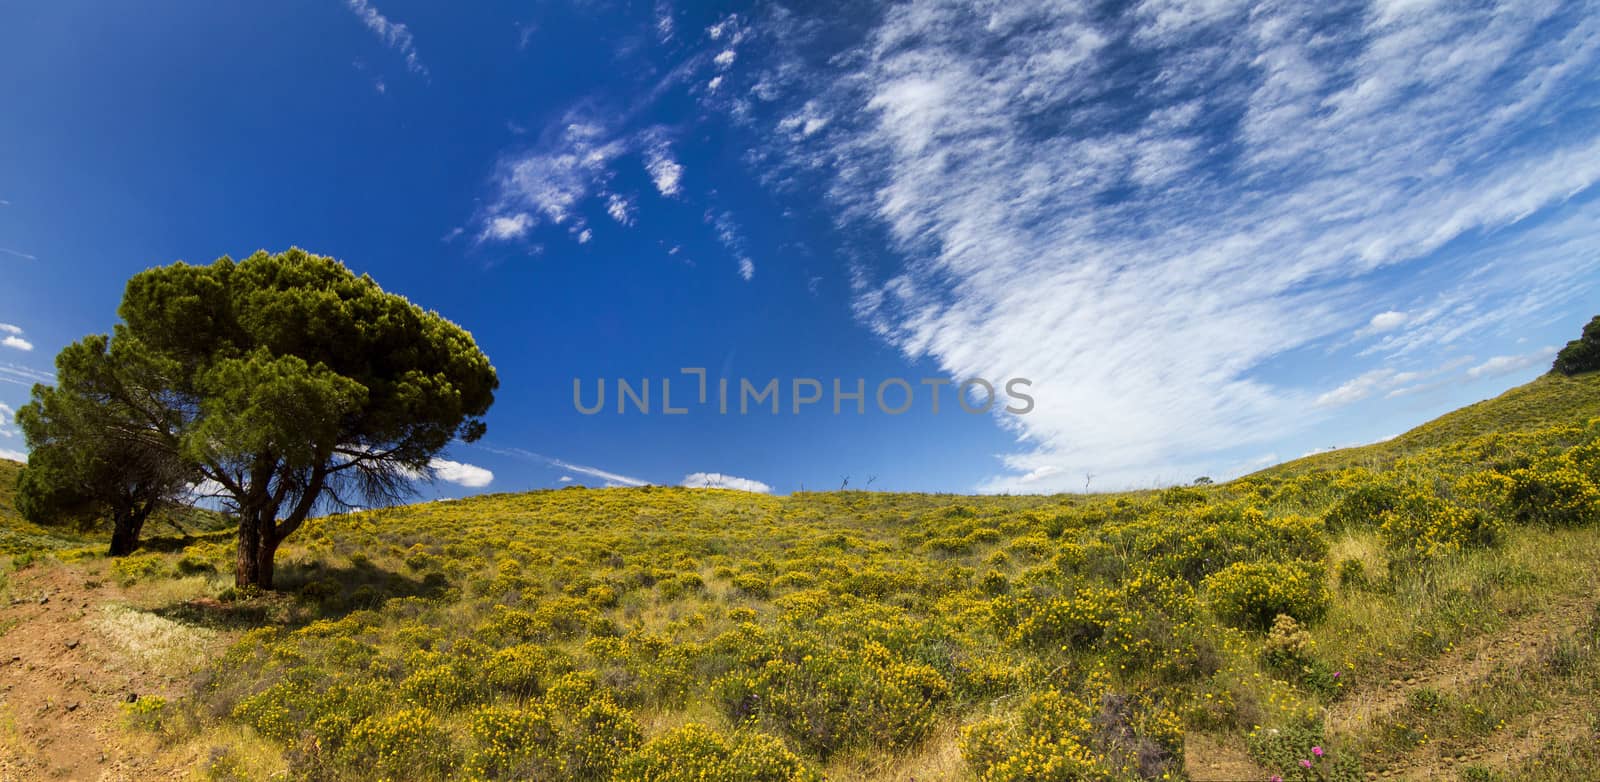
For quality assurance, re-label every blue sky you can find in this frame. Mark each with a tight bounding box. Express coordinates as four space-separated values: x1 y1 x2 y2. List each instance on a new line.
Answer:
2 0 1598 497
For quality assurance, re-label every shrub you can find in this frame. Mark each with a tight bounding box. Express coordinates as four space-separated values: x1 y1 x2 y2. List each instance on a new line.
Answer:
1245 719 1362 782
564 698 644 781
339 708 456 782
465 704 562 780
401 662 484 711
715 641 949 759
731 573 772 599
1323 471 1400 531
110 554 165 586
1377 490 1501 567
615 723 821 782
1506 458 1600 527
1203 560 1329 630
960 682 1180 781
1336 558 1368 591
1262 614 1313 668
484 644 567 698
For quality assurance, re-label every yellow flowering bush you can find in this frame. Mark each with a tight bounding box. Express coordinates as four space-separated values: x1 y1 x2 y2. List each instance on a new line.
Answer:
614 723 821 782
464 704 562 780
339 707 455 782
1202 560 1329 630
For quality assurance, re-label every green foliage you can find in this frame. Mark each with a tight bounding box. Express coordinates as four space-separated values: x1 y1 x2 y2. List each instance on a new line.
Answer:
1246 720 1362 782
960 677 1181 781
1203 560 1330 629
14 333 194 555
339 708 457 781
74 248 499 586
1552 314 1600 376
616 724 820 782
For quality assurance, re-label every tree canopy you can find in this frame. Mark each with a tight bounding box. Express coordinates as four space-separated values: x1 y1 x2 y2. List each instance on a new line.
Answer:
1553 314 1600 376
20 248 498 586
15 334 194 555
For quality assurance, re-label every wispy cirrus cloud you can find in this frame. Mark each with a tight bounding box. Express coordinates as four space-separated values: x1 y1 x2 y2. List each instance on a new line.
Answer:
1466 348 1559 381
0 361 52 387
723 0 1600 490
681 471 772 493
477 444 652 488
345 0 427 77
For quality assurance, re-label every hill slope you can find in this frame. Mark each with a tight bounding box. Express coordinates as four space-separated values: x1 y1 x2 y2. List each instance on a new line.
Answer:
1255 370 1600 476
3 373 1600 781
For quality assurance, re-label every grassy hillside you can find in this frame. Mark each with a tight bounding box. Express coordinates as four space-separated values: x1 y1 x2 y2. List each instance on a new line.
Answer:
1255 371 1600 476
4 374 1600 781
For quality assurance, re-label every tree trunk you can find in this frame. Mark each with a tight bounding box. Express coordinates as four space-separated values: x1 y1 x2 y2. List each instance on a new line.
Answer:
234 508 285 590
255 531 279 590
108 511 139 553
235 510 263 588
108 510 145 557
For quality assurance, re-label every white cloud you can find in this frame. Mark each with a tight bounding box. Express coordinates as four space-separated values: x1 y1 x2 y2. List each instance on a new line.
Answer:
553 458 647 487
0 362 53 388
714 49 737 68
0 248 36 261
1367 311 1408 333
738 258 755 280
681 472 772 493
645 143 684 197
607 193 635 225
0 448 25 463
481 119 626 241
0 323 21 335
1314 368 1425 409
345 0 427 76
558 475 573 483
430 458 495 488
1466 347 1557 380
737 0 1600 491
577 228 593 244
655 1 674 42
2 336 32 352
483 212 534 241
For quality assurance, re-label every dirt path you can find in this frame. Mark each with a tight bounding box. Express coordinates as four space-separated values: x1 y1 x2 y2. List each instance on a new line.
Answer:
1326 590 1597 736
1184 732 1269 781
0 562 227 781
1382 690 1597 781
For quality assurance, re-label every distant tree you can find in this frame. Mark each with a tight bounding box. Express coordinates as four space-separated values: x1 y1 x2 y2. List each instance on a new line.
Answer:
14 335 194 555
1193 476 1213 486
51 248 497 588
1552 315 1600 376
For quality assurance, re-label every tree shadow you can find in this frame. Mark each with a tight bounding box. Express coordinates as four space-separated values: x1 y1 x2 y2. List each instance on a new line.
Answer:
150 558 450 632
138 529 234 553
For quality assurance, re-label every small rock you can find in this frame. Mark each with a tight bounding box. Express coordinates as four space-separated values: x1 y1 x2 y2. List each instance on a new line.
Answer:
65 639 80 650
123 692 138 703
66 702 79 712
38 595 49 605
